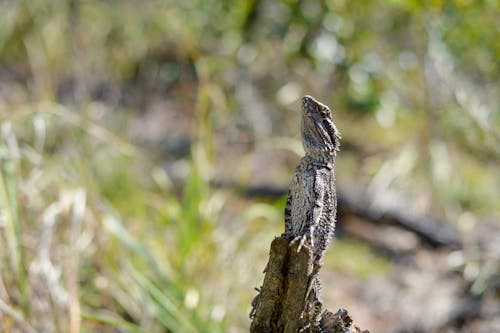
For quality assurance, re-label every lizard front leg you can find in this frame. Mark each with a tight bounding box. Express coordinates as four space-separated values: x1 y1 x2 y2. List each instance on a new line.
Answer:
293 173 325 253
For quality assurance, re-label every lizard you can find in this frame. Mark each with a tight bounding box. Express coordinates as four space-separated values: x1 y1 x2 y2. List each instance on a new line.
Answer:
249 95 341 330
285 95 341 266
284 95 341 329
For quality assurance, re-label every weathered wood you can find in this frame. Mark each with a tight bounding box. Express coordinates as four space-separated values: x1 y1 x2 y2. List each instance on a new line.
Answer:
250 236 368 332
337 189 461 249
250 237 288 333
320 309 369 333
278 241 312 333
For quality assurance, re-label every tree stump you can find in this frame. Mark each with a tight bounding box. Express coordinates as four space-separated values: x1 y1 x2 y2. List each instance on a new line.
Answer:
250 236 368 333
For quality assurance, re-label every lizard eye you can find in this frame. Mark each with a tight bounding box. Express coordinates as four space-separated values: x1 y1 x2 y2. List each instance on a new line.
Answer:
319 107 330 117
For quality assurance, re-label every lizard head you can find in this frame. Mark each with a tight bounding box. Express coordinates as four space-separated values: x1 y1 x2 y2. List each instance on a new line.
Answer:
301 95 341 159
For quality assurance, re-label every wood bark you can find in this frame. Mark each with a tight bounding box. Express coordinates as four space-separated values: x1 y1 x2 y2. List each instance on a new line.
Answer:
250 236 369 333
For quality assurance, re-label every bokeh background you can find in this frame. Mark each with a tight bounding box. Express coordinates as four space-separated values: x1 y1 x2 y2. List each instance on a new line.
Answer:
0 1 499 332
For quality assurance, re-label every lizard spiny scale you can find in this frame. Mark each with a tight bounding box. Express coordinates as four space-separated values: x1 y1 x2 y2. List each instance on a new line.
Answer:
284 95 340 266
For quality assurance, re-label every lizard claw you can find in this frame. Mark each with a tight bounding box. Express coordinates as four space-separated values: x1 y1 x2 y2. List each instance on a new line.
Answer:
291 227 315 253
297 235 309 252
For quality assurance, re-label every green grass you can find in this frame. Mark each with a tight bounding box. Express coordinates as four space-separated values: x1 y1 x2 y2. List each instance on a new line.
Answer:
0 105 227 332
0 144 30 318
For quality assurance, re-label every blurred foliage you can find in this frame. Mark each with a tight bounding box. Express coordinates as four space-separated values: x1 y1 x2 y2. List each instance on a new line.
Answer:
326 239 390 279
0 0 499 332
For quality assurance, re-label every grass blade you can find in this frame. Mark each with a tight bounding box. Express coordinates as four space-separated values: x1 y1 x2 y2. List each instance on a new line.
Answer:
82 311 149 333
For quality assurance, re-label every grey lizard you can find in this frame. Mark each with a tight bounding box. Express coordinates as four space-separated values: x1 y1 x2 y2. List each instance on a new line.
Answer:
284 95 341 268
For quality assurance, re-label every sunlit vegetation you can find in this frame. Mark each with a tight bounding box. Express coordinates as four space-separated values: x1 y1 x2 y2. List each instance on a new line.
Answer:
0 0 498 332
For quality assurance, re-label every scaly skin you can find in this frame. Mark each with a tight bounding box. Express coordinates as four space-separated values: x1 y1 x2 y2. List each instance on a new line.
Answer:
284 95 340 267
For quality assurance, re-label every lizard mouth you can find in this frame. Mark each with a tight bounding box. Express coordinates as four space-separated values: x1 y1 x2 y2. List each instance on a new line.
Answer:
302 95 331 119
